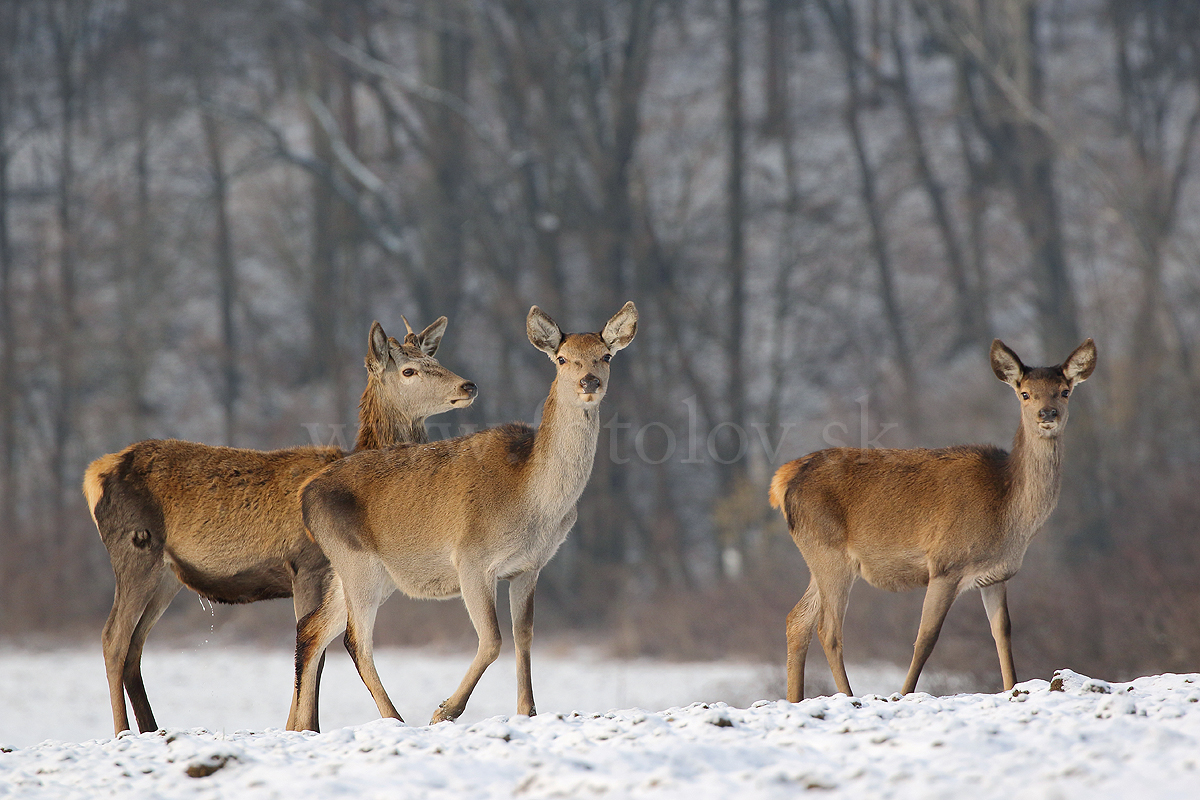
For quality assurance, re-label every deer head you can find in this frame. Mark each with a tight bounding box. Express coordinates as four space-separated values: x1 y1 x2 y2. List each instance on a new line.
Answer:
991 338 1097 439
527 302 638 408
366 318 477 419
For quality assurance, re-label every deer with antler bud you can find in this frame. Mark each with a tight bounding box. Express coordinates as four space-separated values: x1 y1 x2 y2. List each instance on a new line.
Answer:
84 317 476 735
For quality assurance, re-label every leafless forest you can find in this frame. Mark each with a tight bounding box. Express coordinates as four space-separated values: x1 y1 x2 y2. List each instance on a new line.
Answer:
1 0 1198 689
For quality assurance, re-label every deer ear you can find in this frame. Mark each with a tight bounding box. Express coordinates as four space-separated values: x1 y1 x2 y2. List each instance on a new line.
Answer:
601 301 638 353
367 321 390 371
527 306 564 356
990 339 1025 387
1062 338 1097 384
415 316 448 357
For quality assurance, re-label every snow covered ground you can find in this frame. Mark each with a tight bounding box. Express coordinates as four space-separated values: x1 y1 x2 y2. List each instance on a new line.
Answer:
0 644 790 747
1 646 1198 798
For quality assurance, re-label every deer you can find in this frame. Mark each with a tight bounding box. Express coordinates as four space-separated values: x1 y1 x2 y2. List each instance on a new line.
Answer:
285 302 637 732
83 317 477 736
769 338 1097 702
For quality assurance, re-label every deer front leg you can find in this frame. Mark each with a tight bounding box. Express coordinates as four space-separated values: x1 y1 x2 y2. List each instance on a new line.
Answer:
981 581 1016 690
901 575 960 694
432 571 501 724
509 571 539 717
341 568 403 725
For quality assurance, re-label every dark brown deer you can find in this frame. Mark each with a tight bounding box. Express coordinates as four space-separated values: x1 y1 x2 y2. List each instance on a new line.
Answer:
286 302 637 732
83 318 476 735
769 338 1096 701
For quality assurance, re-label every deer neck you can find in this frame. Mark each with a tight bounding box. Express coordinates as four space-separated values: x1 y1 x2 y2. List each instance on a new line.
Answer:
523 377 602 518
354 378 428 451
1003 421 1064 540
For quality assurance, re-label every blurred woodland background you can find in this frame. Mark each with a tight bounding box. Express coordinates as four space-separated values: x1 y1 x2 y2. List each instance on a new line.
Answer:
1 0 1199 691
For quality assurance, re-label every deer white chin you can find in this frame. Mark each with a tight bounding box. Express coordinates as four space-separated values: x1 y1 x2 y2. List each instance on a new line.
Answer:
1036 421 1061 437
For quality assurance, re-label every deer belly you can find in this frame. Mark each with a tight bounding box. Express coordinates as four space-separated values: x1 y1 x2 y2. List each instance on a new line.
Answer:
165 551 294 603
390 560 462 600
852 547 930 592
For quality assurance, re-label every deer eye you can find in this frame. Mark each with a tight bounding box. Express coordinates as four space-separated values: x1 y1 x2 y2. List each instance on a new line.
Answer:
402 368 417 377
557 356 567 365
1021 392 1030 400
1061 389 1070 398
601 353 612 363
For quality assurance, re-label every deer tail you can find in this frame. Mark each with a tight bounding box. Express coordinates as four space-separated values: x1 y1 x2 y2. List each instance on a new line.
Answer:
769 460 802 512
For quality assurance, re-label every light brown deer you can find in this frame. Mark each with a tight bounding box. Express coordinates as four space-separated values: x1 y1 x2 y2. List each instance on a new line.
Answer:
83 317 476 735
286 302 637 732
769 338 1097 701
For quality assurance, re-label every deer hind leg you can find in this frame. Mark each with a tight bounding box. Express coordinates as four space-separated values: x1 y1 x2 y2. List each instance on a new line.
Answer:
509 570 539 717
901 575 961 694
287 565 333 732
981 581 1016 690
432 570 501 724
809 558 856 697
123 571 181 733
288 575 349 732
785 581 821 702
101 548 171 735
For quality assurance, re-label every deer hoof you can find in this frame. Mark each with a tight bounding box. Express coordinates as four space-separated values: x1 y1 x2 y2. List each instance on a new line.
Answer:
430 702 458 725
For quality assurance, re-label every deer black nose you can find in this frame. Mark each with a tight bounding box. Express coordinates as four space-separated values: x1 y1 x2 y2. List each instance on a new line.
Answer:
462 382 478 398
1038 407 1058 422
580 374 601 393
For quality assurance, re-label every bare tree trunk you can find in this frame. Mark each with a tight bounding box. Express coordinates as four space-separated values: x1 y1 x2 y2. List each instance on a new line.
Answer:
952 60 993 347
762 0 790 138
764 5 803 447
416 0 470 326
472 2 564 313
49 0 84 536
819 0 921 438
0 2 17 551
307 13 339 392
333 39 361 426
725 0 746 445
200 110 239 446
947 0 1081 356
887 11 988 351
124 4 153 441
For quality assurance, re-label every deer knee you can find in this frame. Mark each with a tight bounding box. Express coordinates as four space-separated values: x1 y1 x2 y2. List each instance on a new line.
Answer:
478 634 502 665
101 616 131 656
295 611 336 675
818 621 842 652
786 598 817 634
785 604 803 630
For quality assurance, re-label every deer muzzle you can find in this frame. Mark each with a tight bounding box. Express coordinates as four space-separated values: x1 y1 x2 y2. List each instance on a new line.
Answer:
451 382 478 405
